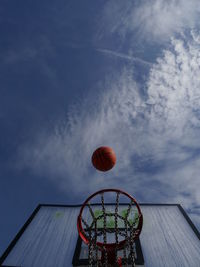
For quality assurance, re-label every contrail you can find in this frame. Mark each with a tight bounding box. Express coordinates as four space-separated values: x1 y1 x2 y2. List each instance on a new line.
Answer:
96 48 152 66
63 42 152 66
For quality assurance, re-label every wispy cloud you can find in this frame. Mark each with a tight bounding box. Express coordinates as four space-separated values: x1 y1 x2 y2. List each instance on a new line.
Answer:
18 68 146 194
18 30 200 227
97 0 200 43
147 33 200 139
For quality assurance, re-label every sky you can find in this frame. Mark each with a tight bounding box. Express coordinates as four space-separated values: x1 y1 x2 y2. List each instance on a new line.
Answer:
1 0 200 256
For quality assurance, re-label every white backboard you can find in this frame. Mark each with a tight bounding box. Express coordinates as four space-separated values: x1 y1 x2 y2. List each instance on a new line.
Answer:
1 204 200 267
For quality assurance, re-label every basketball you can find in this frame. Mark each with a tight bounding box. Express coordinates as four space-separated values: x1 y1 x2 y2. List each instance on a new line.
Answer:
91 146 116 172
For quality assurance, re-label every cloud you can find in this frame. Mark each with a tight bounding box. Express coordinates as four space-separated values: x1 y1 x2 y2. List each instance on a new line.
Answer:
18 30 200 229
147 32 200 141
18 68 147 195
141 30 200 226
97 0 200 43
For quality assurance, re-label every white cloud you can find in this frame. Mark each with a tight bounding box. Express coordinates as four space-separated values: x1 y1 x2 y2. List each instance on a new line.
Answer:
147 33 200 142
141 31 200 224
18 30 200 226
18 68 147 195
97 0 200 43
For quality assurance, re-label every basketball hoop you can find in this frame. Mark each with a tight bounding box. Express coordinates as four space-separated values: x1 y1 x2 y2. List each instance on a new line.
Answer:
77 189 143 266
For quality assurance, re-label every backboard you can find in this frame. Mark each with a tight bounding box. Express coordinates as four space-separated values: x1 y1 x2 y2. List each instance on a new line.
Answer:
1 203 200 267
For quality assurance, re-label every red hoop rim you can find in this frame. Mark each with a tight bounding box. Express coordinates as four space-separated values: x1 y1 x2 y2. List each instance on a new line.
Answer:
77 188 143 250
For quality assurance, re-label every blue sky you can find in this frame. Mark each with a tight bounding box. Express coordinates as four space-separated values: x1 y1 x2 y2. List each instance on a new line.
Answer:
1 0 200 255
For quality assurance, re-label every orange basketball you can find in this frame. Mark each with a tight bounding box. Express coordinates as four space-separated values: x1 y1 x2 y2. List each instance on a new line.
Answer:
91 146 116 172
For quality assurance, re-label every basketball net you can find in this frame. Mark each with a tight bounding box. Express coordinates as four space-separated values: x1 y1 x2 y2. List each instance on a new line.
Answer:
77 189 143 267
